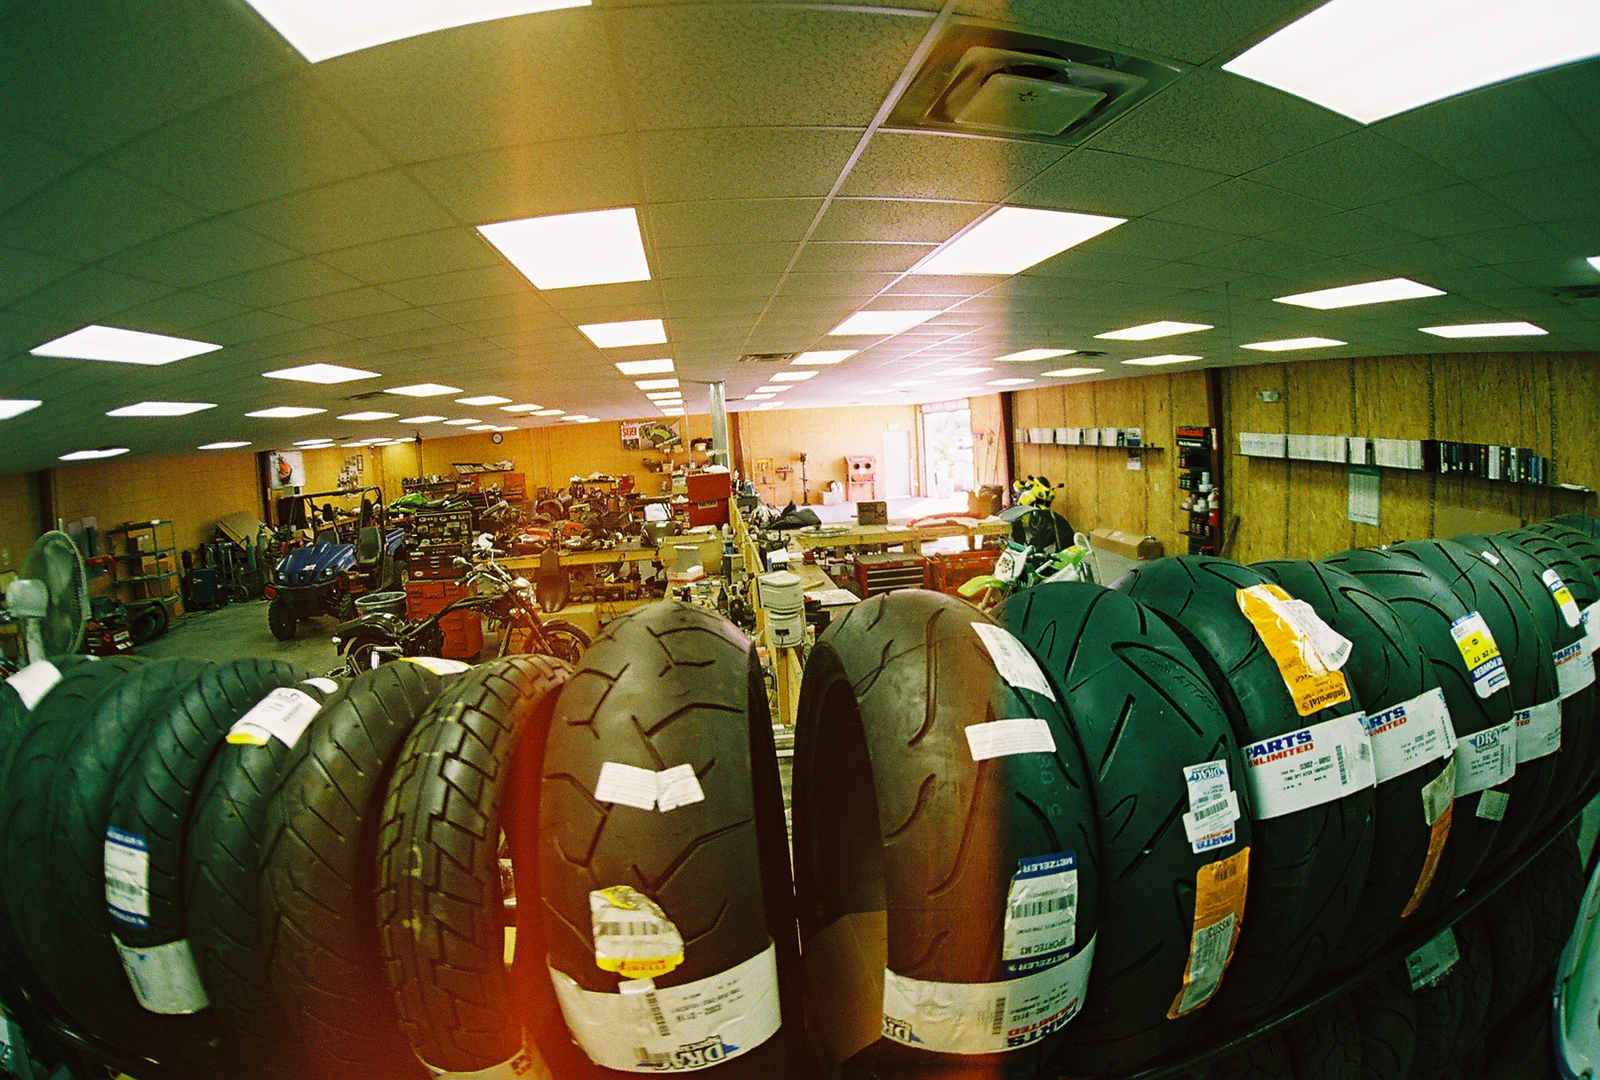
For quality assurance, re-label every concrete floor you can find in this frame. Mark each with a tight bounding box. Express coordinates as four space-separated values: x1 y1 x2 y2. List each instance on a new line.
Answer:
138 598 343 673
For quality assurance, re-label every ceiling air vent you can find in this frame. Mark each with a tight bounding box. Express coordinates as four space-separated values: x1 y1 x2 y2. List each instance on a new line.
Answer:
1549 284 1600 315
738 352 796 364
887 20 1183 145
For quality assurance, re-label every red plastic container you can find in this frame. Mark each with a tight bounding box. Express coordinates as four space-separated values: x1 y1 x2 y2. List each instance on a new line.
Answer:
404 579 483 660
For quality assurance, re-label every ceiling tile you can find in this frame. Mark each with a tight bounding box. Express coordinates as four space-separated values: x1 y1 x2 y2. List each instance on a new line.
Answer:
1438 224 1578 266
103 78 393 214
1492 256 1600 289
841 131 1065 202
1088 70 1357 176
1245 131 1456 209
111 290 248 332
951 0 1310 65
1152 178 1337 234
229 171 456 253
1363 183 1525 238
1015 149 1228 217
643 199 821 248
541 280 664 312
409 136 640 223
268 286 411 326
1475 159 1600 224
811 199 986 243
99 219 298 289
323 306 446 341
1374 80 1594 180
320 229 502 285
638 128 861 202
608 7 928 130
1259 212 1421 258
201 258 365 308
1073 218 1242 261
790 242 933 274
0 247 80 308
426 295 565 327
311 9 626 163
779 272 902 297
0 166 205 262
0 130 83 217
381 265 527 307
661 275 784 302
655 243 798 279
191 309 306 345
8 267 172 321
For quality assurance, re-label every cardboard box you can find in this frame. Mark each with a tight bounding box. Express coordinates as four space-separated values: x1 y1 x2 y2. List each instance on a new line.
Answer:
1090 527 1164 560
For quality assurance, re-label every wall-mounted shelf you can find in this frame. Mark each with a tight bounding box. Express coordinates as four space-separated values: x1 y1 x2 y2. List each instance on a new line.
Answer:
1234 431 1593 496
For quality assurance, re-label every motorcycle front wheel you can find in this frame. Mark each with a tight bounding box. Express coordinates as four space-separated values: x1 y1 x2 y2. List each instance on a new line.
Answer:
537 619 590 664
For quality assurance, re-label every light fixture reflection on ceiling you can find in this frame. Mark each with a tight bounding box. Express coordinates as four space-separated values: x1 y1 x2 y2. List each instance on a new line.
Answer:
994 348 1076 363
442 418 481 426
1240 337 1348 351
614 357 675 375
31 325 222 366
107 401 217 417
770 371 816 382
533 409 565 416
247 406 326 419
911 207 1126 276
829 310 939 336
1042 367 1105 378
0 400 42 420
263 363 379 384
198 441 251 450
59 447 129 461
1122 354 1202 366
1419 321 1548 338
635 378 679 391
500 403 543 413
386 383 462 397
792 350 856 365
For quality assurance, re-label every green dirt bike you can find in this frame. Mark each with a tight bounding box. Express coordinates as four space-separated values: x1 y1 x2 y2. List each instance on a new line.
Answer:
958 532 1097 611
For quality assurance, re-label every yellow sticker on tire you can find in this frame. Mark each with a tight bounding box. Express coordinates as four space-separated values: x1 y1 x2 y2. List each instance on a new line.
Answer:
1236 585 1352 716
1168 847 1250 1018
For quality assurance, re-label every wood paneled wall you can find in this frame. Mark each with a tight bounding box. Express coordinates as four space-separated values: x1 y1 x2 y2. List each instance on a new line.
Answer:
1008 372 1211 555
1221 352 1599 563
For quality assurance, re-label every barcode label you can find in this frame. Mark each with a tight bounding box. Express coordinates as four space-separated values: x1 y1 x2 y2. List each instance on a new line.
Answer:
990 995 1007 1036
1335 743 1349 787
1002 853 1077 974
1010 896 1072 921
596 921 665 938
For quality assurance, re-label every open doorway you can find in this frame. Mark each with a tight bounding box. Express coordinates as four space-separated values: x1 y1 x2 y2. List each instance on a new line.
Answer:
920 401 975 499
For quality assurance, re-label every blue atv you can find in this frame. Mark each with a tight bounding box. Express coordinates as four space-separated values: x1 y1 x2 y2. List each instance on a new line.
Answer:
266 487 409 640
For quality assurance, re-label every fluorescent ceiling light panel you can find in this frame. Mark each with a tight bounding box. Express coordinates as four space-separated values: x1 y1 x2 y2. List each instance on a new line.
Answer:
456 395 511 406
994 348 1076 363
946 366 992 376
263 363 379 384
1123 354 1202 367
770 371 816 382
106 401 217 417
479 207 650 291
1240 337 1348 351
659 408 686 416
634 378 679 391
829 310 939 336
1419 321 1548 338
247 406 325 418
757 384 792 393
987 378 1035 386
910 207 1125 276
337 411 399 421
579 319 667 348
442 418 481 426
468 424 495 431
490 425 517 432
533 409 565 416
1275 277 1444 309
1042 367 1105 378
1095 320 1213 341
398 415 446 424
1223 0 1600 124
30 325 221 366
0 400 42 420
500 403 543 413
614 357 674 375
1589 256 1600 273
198 441 251 450
295 439 334 447
561 415 597 422
386 382 462 397
792 350 856 366
646 392 682 402
241 0 590 63
59 447 129 461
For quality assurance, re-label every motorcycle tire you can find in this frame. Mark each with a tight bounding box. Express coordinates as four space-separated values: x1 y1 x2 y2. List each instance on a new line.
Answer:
1254 559 1452 960
1352 968 1418 1080
794 590 1097 1076
537 618 589 665
184 671 326 1077
268 599 297 641
1320 546 1516 905
1111 556 1373 1020
1390 540 1557 869
338 595 357 623
997 582 1251 1073
377 655 578 1077
1407 939 1468 1080
541 601 803 1078
1286 992 1362 1079
1552 514 1600 541
1449 916 1495 1075
1456 532 1592 823
0 658 140 1017
261 662 456 1080
104 659 309 1015
39 660 212 1057
1530 521 1600 590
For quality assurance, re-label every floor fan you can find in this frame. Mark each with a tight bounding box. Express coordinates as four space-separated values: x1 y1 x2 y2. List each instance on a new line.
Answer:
5 530 91 662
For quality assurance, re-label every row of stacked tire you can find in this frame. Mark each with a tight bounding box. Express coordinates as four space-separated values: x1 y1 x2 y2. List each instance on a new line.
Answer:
0 513 1595 1080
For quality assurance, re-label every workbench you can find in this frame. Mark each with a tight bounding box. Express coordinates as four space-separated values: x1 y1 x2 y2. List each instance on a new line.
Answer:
500 545 660 571
787 518 1009 553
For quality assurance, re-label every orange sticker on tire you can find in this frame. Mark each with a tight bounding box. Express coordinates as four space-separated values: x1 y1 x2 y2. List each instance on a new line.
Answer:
1237 585 1352 716
1168 847 1250 1018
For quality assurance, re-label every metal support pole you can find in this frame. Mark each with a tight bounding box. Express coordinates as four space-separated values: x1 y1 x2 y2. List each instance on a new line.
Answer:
708 380 731 468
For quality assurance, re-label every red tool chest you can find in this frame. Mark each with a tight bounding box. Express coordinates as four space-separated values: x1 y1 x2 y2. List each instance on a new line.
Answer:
404 579 483 660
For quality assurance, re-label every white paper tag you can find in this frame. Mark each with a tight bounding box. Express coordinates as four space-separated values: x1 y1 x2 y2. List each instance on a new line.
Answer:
1544 569 1584 628
1450 612 1509 699
1174 913 1236 1015
1452 721 1516 797
1420 759 1457 827
881 934 1095 1054
104 827 150 928
1477 789 1510 821
1582 602 1600 656
5 659 62 711
594 763 707 813
1479 550 1501 567
401 656 473 675
1361 687 1458 783
591 887 685 979
1002 853 1077 975
1554 641 1596 700
971 623 1056 701
422 1044 550 1080
1512 699 1562 763
227 686 322 749
1405 928 1460 990
0 1005 13 1072
114 936 209 1014
965 718 1056 762
1250 589 1353 671
1239 712 1376 819
1179 760 1241 853
303 676 340 694
551 944 782 1072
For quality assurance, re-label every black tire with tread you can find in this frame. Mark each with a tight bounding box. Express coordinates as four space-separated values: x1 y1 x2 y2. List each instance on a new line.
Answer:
794 590 1098 1073
377 656 576 1075
542 600 803 1078
1111 556 1373 1019
1351 968 1418 1080
997 582 1251 1072
260 661 449 1080
1254 558 1448 959
1286 992 1362 1079
1448 915 1495 1075
1407 938 1468 1080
